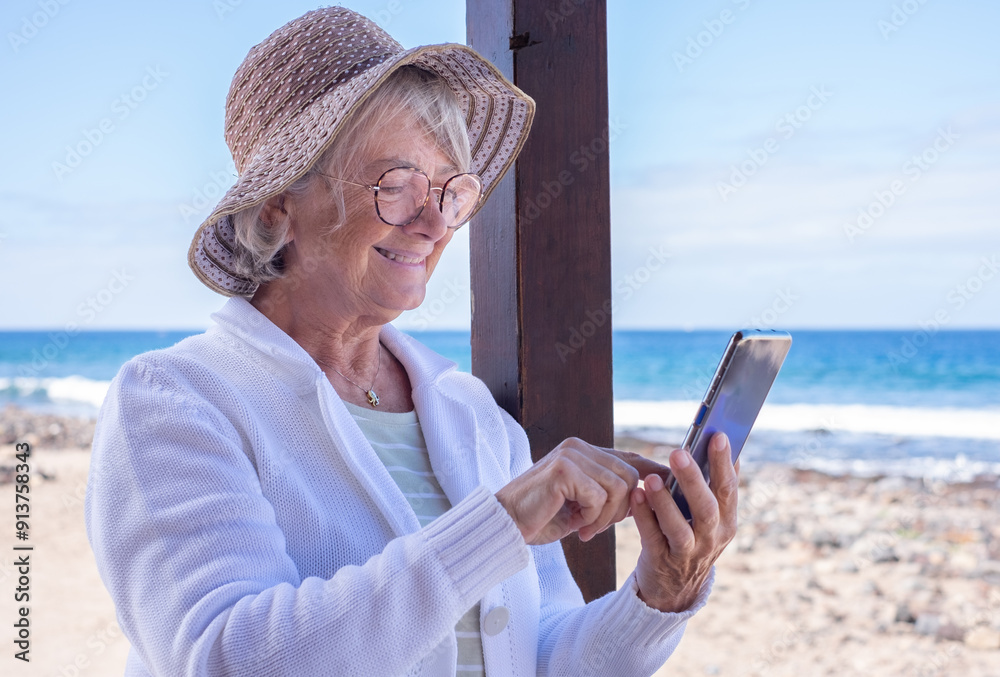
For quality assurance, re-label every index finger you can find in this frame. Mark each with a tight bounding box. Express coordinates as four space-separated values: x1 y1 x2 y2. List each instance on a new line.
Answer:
597 447 674 485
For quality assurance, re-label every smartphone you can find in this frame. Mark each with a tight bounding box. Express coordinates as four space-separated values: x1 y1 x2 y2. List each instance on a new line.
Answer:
668 329 792 521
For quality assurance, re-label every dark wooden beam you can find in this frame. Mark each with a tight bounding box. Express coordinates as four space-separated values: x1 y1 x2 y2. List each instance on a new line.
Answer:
467 0 615 603
466 1 521 419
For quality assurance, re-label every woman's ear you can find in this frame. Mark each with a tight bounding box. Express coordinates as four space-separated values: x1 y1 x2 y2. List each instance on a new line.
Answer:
261 194 294 245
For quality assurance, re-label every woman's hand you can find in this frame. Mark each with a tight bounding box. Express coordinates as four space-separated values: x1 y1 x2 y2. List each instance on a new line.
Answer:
630 432 739 613
495 438 670 546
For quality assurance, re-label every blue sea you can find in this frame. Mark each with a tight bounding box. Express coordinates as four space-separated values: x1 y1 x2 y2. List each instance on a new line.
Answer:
2 329 998 481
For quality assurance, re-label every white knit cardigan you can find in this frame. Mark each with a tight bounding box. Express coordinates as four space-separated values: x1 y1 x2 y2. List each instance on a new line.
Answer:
85 297 712 676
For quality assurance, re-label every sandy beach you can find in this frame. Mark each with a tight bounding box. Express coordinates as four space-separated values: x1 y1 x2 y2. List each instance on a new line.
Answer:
2 408 998 676
616 437 1000 677
1 444 131 676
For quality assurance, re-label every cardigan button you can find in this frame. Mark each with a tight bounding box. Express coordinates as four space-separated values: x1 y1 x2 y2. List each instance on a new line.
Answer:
483 606 509 636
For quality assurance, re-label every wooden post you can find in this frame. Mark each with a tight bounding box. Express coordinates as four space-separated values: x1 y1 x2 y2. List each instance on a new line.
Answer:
467 0 615 602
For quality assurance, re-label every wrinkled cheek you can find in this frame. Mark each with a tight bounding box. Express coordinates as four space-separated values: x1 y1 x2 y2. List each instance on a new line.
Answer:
424 250 446 280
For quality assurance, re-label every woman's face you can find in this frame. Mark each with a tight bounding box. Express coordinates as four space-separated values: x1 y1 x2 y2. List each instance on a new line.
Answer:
280 113 459 320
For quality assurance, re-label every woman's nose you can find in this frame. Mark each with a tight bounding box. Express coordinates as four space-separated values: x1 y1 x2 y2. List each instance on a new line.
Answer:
402 191 450 240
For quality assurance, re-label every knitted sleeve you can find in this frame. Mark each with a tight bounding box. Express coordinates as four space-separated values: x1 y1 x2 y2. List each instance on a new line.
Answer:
84 358 528 676
496 408 714 677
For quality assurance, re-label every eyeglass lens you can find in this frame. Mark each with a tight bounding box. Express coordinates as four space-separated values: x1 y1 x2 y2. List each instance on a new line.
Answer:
375 168 481 228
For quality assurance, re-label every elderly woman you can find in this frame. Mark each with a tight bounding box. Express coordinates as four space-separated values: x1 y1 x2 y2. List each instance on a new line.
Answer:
85 7 738 676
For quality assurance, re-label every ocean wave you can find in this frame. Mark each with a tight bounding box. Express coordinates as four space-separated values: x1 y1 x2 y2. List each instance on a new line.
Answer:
614 400 1000 441
4 380 1000 445
0 375 111 410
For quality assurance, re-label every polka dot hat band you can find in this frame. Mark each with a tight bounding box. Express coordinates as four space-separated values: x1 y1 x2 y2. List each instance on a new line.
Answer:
188 6 536 297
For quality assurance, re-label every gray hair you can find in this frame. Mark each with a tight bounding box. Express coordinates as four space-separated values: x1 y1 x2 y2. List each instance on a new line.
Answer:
228 65 472 286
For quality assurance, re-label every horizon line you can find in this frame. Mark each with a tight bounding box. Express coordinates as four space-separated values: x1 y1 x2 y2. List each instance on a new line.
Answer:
1 326 999 333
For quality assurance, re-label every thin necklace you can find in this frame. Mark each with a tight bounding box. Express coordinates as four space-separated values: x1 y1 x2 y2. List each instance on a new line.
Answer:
317 343 382 407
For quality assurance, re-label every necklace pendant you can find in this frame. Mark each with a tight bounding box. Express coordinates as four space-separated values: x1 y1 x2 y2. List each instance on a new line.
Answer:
366 389 380 407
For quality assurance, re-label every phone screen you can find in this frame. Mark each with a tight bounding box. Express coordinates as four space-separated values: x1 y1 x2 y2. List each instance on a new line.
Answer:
669 330 791 521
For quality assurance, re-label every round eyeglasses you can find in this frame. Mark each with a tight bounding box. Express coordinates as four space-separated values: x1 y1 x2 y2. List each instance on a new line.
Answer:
318 166 484 230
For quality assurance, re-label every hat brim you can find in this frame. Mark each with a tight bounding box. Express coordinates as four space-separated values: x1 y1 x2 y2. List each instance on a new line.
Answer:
188 43 535 297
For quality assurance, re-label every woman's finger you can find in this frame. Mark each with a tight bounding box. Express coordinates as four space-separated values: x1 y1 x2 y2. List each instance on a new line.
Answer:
642 468 696 555
571 451 633 541
707 433 739 530
663 447 720 537
502 452 609 544
571 443 642 491
553 457 610 533
528 459 608 545
598 447 672 484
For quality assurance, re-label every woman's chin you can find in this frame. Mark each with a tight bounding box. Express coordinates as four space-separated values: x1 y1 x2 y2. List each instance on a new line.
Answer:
401 294 428 313
378 289 427 315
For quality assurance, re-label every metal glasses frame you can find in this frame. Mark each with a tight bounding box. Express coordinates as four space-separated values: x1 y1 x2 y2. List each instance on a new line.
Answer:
317 166 484 230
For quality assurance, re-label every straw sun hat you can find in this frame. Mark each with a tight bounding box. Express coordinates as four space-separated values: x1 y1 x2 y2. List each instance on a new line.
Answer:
188 6 535 297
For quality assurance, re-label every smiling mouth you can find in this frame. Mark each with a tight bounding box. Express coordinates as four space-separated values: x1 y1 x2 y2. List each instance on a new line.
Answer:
375 247 425 264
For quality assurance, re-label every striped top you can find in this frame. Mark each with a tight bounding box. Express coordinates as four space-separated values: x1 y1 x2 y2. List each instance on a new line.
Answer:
344 400 486 675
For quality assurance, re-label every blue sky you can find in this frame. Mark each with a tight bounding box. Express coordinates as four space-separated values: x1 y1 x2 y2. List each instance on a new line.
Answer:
1 0 997 330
